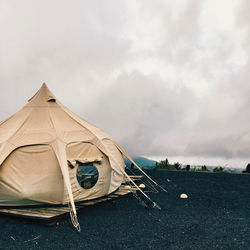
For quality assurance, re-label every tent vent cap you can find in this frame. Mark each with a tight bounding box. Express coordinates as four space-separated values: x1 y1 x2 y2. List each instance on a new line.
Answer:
48 96 56 102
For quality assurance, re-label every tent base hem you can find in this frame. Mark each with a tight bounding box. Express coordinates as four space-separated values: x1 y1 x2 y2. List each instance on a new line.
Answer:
0 184 133 224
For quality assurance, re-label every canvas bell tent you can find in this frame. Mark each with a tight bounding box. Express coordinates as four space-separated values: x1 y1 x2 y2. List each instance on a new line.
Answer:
0 83 164 230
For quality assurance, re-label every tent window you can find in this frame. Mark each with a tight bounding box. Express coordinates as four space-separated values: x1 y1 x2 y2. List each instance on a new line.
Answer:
76 162 98 189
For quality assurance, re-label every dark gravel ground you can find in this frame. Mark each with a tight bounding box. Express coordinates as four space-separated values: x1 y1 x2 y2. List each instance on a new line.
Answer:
0 170 249 250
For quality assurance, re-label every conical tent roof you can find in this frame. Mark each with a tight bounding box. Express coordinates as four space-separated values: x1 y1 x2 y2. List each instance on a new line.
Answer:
0 83 123 167
2 84 105 151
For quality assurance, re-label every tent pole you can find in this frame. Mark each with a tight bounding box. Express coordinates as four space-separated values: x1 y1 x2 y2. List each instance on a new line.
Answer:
122 170 161 210
115 144 167 192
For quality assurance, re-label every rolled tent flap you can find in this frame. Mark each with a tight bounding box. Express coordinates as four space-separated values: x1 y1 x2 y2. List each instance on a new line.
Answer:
51 139 80 231
101 138 125 193
51 140 74 207
67 156 103 166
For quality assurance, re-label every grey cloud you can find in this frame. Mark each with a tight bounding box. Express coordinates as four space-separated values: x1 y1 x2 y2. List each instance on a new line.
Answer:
237 0 250 48
137 0 203 63
0 0 131 119
0 1 249 166
186 131 250 159
183 60 250 160
82 71 198 157
186 138 234 159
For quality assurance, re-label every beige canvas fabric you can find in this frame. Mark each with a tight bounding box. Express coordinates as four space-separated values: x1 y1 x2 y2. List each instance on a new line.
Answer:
0 144 64 205
0 83 125 209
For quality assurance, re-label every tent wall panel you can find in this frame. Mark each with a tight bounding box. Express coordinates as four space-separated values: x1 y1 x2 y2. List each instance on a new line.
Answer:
0 145 64 206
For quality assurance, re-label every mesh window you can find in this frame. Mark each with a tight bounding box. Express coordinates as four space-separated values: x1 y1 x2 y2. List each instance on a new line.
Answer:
76 162 99 189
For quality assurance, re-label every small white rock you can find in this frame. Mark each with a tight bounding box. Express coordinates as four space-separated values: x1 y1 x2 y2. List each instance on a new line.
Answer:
139 184 146 188
180 193 188 199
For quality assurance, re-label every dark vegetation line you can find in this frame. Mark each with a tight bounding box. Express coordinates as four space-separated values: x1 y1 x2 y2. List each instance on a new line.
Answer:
127 157 250 174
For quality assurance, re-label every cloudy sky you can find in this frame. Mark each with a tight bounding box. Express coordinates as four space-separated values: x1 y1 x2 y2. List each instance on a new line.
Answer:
0 0 249 168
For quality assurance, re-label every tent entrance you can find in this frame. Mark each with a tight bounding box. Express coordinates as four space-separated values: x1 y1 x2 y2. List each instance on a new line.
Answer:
65 142 112 203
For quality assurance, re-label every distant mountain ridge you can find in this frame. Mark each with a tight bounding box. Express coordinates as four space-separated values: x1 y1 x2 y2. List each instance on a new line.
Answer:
124 157 156 168
124 157 244 173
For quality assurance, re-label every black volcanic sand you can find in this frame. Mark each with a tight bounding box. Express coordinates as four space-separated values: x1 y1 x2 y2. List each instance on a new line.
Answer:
0 171 249 250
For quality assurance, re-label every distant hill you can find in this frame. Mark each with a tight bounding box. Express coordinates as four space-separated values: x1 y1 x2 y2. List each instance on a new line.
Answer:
191 165 243 173
124 158 244 173
124 157 156 169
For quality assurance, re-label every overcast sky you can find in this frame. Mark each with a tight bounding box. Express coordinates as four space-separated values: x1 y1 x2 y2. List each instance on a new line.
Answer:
0 0 249 168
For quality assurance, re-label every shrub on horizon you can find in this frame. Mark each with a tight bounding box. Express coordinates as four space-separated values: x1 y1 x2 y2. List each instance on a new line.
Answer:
213 166 224 173
242 163 250 173
174 162 181 170
155 158 172 170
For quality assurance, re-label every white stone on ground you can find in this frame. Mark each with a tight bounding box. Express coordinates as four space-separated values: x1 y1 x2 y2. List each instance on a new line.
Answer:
180 193 188 199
